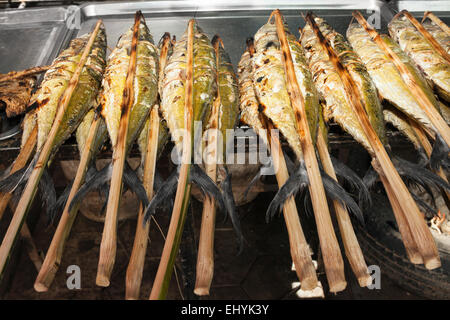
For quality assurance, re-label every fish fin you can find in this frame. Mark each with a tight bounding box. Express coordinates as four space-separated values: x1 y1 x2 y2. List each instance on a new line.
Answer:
242 167 263 201
363 165 379 191
143 168 179 223
0 154 37 193
154 170 164 191
320 169 365 225
430 134 450 170
39 169 57 224
47 181 73 225
266 163 309 223
68 163 112 213
393 156 450 192
283 151 297 175
123 162 149 208
221 169 244 255
331 155 372 209
410 191 437 218
190 164 226 215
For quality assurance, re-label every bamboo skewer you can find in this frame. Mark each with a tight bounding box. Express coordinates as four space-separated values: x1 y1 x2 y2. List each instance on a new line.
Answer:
96 13 141 287
0 124 37 221
307 13 440 269
0 20 104 280
316 130 372 287
0 65 50 83
273 10 346 292
125 107 160 299
423 11 450 35
149 19 195 300
265 118 319 291
399 10 450 62
34 113 102 292
125 33 172 300
353 11 450 149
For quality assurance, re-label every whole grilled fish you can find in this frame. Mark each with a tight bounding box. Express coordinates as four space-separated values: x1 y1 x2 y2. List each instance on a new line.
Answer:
70 20 159 210
301 15 450 194
0 28 107 196
389 14 450 102
240 22 362 221
143 21 226 220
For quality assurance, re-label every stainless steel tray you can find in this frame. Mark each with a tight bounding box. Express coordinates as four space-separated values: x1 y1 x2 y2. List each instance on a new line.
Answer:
0 6 74 74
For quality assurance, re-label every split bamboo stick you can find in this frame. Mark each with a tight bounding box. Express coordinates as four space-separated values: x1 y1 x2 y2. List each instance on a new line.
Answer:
399 10 450 62
0 20 104 280
308 13 440 269
422 11 450 35
125 33 172 300
125 107 160 299
354 11 450 150
34 113 102 292
96 12 141 287
316 130 372 287
149 19 195 300
273 10 346 292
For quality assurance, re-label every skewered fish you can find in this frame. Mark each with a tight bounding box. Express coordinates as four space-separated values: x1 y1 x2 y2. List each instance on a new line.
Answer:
301 15 449 195
422 20 450 53
347 23 449 168
389 14 450 103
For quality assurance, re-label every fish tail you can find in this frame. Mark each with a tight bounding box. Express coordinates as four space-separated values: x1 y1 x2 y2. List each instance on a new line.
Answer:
68 163 113 213
331 155 372 209
393 156 450 192
430 134 450 170
266 162 309 223
242 167 263 201
410 190 438 218
190 164 227 215
123 162 149 207
143 168 179 223
39 168 57 224
221 169 244 255
320 169 365 225
363 165 379 191
47 181 72 225
0 154 38 193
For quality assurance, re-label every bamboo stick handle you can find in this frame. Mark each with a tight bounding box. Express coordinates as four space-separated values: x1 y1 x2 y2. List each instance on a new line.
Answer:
0 124 37 222
267 121 319 291
125 107 160 299
312 13 440 269
354 11 450 148
316 131 372 287
0 20 104 280
400 10 450 62
34 115 101 292
274 10 346 292
96 13 141 287
423 11 450 35
126 33 172 300
194 103 219 296
375 163 423 264
149 19 195 300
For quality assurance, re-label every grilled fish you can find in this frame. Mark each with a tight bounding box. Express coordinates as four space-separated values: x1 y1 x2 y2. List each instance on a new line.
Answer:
301 15 450 195
422 20 450 54
389 14 450 102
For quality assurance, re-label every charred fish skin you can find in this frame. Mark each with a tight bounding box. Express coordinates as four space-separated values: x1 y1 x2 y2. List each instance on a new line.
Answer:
383 107 423 153
161 22 217 153
347 23 440 134
100 22 159 152
208 38 240 156
237 46 265 136
301 22 376 155
76 108 108 159
422 20 450 54
389 15 450 102
33 27 107 155
21 109 37 149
